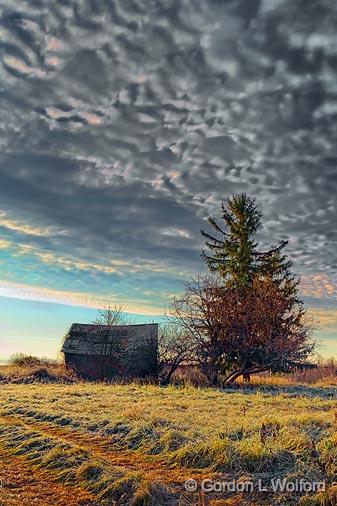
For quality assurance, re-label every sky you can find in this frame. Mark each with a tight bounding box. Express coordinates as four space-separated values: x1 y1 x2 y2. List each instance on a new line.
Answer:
0 0 337 361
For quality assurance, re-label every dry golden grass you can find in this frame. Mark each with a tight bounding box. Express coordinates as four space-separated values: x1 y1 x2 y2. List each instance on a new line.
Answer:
0 363 77 383
171 361 337 389
122 404 147 420
0 380 337 505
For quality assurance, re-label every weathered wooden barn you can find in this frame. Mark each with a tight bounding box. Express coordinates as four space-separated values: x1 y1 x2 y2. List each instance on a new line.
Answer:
62 323 158 380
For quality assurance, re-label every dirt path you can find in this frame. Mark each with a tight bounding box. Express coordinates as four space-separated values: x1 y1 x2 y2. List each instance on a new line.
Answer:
0 415 275 505
0 446 98 506
1 414 214 485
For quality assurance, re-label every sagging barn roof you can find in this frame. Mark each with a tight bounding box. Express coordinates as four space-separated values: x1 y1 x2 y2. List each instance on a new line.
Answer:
61 322 158 357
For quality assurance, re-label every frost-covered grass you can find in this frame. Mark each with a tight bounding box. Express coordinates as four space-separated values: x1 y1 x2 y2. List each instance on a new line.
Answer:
0 382 336 505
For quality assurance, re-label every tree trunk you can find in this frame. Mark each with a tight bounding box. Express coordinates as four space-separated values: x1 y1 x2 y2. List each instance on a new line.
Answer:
200 361 219 387
223 368 244 384
223 366 271 385
207 366 219 387
161 362 178 385
159 352 186 385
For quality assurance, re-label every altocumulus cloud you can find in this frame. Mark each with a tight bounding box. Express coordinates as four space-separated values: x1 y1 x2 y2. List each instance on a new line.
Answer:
0 0 337 318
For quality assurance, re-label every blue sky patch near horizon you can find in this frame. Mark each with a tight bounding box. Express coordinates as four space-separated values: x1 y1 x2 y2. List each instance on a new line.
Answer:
0 296 164 361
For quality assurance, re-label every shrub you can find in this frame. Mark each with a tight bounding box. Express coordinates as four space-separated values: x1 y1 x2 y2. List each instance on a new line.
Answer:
9 353 57 367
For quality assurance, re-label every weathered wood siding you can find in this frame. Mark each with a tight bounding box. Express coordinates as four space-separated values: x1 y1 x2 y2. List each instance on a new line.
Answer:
62 323 158 380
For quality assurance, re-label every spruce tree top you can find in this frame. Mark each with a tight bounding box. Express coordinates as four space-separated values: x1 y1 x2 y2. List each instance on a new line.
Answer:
201 193 296 294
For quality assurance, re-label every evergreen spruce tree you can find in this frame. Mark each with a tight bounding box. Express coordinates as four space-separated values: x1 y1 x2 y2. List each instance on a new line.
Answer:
201 193 297 296
199 193 314 382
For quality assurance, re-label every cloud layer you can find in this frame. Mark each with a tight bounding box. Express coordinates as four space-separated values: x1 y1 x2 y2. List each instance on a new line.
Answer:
0 0 337 314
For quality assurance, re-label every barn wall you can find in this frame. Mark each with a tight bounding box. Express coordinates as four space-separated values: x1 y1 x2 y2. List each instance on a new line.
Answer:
64 353 104 379
64 347 158 380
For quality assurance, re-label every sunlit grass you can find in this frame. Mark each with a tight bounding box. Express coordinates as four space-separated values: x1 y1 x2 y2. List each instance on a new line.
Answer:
0 382 336 504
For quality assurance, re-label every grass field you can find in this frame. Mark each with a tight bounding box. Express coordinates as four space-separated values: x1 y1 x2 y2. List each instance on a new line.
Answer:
0 381 337 505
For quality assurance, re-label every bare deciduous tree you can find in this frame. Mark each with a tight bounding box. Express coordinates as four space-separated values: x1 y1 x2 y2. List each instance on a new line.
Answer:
93 304 130 327
169 275 228 386
158 324 196 384
92 304 131 379
219 276 316 384
170 275 316 386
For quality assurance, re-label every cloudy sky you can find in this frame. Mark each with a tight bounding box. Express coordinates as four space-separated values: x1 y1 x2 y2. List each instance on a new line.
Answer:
0 0 337 360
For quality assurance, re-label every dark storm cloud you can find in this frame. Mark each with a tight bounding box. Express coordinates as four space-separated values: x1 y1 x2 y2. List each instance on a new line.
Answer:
0 0 337 301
